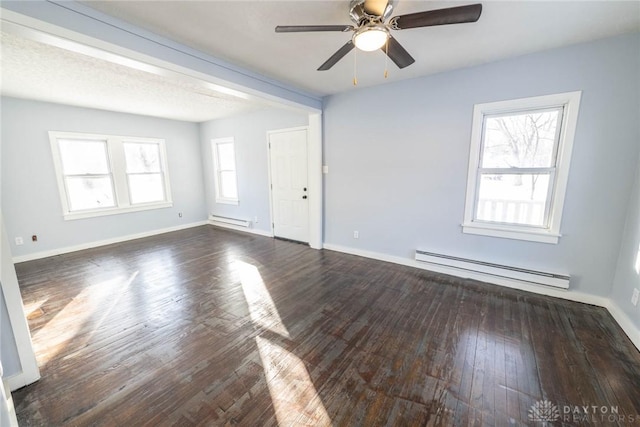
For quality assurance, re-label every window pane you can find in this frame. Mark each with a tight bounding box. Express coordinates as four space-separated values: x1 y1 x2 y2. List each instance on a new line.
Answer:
475 174 551 227
481 110 560 168
124 143 161 173
219 171 238 199
59 139 109 174
128 174 165 204
65 176 115 211
217 143 236 171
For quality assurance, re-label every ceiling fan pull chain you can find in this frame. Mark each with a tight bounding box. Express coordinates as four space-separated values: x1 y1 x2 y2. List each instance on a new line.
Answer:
353 47 358 86
384 39 389 79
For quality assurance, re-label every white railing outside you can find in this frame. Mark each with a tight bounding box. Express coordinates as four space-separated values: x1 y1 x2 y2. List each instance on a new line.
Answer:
477 199 545 226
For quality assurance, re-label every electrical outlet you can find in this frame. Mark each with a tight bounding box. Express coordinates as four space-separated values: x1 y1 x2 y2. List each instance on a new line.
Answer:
353 231 359 239
15 237 24 245
178 212 183 218
254 216 259 223
632 288 639 307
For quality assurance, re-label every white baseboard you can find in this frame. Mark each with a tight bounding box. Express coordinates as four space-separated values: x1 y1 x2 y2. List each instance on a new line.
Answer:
12 221 208 263
605 300 640 351
2 378 19 426
208 220 274 237
6 369 40 392
323 243 639 352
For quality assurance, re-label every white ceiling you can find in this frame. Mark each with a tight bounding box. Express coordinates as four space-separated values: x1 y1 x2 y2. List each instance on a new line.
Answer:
83 0 640 96
1 1 639 122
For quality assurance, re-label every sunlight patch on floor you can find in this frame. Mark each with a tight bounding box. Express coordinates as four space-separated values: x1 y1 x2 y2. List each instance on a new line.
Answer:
235 260 290 338
82 271 138 343
255 336 332 426
23 298 48 320
33 272 138 365
236 259 331 425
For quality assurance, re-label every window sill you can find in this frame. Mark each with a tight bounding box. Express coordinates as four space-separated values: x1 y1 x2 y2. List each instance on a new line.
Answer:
215 198 239 205
462 222 561 244
63 201 173 221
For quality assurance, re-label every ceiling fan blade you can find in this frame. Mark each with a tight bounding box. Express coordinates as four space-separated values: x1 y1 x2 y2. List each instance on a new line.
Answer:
318 41 355 71
275 25 354 33
390 4 482 30
382 36 415 69
363 0 389 16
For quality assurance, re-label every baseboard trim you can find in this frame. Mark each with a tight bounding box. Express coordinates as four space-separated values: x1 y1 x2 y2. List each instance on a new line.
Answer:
208 220 274 237
6 369 40 392
2 378 19 426
12 221 208 263
605 300 640 351
323 243 639 352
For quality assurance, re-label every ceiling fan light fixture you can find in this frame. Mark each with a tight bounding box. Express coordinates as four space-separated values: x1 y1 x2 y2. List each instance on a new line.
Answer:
353 25 388 51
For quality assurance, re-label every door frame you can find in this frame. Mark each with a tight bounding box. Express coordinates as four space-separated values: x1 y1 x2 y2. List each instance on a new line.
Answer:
267 120 322 249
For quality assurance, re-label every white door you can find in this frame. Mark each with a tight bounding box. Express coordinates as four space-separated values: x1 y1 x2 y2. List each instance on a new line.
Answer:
269 128 309 243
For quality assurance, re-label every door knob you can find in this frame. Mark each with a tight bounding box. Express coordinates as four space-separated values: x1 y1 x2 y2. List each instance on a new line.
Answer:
303 187 307 192
302 195 307 199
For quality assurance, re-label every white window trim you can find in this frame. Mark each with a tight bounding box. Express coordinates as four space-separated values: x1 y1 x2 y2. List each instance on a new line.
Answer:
49 131 173 220
211 137 239 205
462 91 582 244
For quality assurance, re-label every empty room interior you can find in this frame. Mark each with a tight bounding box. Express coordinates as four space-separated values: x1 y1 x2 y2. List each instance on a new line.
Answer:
1 1 639 425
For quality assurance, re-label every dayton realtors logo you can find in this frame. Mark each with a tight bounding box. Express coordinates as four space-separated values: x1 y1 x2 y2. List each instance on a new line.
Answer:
528 400 560 422
528 400 640 424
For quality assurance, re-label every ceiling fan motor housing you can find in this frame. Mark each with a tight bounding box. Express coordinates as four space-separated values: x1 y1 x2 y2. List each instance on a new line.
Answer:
349 0 397 25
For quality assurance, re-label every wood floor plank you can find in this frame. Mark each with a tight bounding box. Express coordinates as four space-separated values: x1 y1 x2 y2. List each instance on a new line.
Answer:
11 225 640 426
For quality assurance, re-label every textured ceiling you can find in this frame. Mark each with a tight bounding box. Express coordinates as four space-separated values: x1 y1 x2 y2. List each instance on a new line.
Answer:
0 31 264 122
83 0 640 96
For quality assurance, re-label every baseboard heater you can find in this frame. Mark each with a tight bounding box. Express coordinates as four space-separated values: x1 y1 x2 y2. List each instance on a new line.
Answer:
415 250 570 289
209 215 251 228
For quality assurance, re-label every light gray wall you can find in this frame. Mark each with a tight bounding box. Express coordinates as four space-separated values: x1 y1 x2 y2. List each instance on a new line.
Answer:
200 108 308 234
1 97 207 258
611 153 640 329
323 33 640 297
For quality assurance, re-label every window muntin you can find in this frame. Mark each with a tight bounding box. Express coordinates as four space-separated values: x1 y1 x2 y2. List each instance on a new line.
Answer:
463 92 582 244
50 132 172 220
211 138 238 204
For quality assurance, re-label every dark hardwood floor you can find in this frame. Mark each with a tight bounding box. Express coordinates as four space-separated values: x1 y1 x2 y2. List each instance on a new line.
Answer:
12 225 640 426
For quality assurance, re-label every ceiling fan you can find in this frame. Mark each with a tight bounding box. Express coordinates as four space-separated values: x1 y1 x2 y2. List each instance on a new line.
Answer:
275 0 482 71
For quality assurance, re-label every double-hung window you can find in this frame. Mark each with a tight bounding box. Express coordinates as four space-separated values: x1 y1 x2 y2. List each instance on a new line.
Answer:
463 92 581 243
50 131 172 220
211 137 239 204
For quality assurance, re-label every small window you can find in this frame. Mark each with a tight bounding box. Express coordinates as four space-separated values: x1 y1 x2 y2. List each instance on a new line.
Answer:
50 132 172 220
463 92 581 243
211 138 238 204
